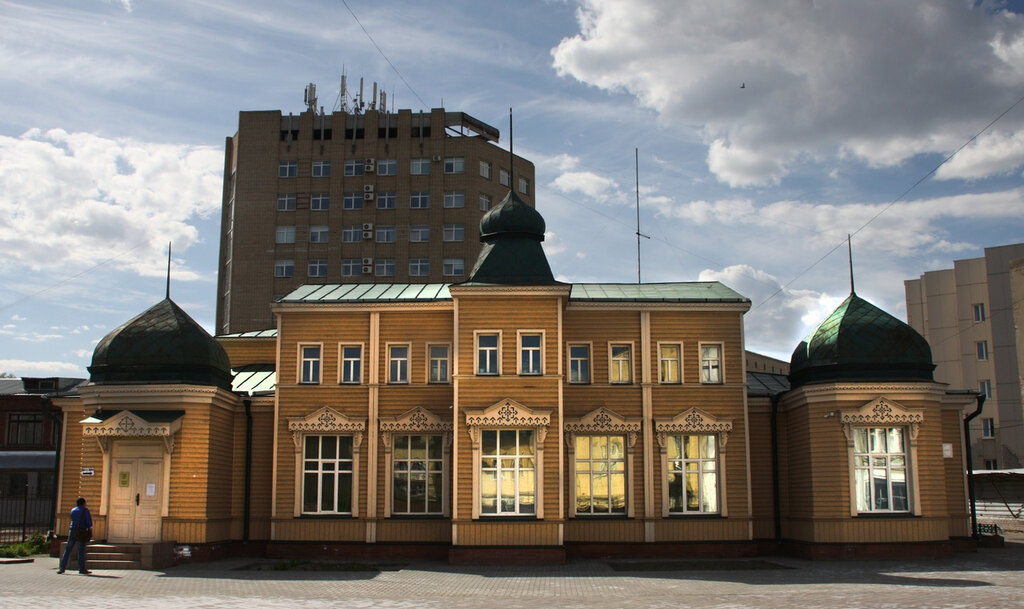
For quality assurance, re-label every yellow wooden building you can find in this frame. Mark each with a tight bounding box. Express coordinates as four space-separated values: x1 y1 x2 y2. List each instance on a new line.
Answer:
53 190 980 563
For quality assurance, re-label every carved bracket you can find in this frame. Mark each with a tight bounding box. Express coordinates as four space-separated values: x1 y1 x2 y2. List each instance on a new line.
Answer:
655 407 733 452
840 397 924 446
379 406 454 453
288 406 366 451
464 398 552 450
81 410 182 455
564 406 641 449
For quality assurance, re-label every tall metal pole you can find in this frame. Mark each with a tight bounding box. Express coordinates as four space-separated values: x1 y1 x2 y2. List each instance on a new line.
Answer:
636 148 641 284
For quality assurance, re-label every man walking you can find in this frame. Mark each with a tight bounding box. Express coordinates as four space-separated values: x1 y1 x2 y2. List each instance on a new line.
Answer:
57 497 92 574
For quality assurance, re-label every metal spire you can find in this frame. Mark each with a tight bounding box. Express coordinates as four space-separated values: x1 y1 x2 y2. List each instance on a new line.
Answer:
166 242 172 299
508 107 514 191
848 234 855 295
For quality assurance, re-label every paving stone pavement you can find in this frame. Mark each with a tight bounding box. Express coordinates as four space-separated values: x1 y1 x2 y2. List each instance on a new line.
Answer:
3 543 1024 609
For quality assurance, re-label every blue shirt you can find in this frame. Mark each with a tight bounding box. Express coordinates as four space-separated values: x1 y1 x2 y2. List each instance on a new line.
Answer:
70 505 92 531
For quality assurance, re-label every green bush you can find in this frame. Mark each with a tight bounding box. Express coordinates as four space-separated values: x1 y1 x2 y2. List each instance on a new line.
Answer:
0 533 49 558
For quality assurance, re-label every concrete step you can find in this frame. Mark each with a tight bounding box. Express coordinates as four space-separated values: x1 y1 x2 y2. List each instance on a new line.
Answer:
59 542 142 571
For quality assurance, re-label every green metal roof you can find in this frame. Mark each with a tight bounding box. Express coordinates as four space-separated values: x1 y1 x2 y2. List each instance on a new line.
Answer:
278 283 452 303
218 329 277 339
232 365 276 395
570 282 749 303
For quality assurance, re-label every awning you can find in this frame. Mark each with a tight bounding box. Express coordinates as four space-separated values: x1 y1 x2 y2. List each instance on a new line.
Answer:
0 451 56 471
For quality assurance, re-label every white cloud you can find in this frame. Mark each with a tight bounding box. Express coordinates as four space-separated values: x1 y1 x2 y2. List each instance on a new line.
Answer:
551 170 622 205
10 314 26 321
14 332 64 343
935 130 1024 180
552 1 1024 186
0 129 221 278
543 231 567 256
0 359 84 377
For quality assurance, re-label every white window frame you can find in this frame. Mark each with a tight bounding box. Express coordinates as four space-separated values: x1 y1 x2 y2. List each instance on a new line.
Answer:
410 157 431 175
567 342 591 384
444 156 465 174
278 160 297 178
277 193 296 211
310 193 330 211
309 225 329 243
656 408 732 518
442 258 464 277
341 259 361 277
984 459 998 470
379 407 453 518
443 224 465 242
475 331 502 376
339 343 363 385
658 342 683 384
274 259 294 278
375 258 395 277
565 408 640 518
479 160 491 179
409 226 430 242
376 225 396 243
307 259 327 277
517 330 544 376
443 190 465 208
311 160 331 177
426 343 451 383
343 192 363 210
409 258 430 277
377 159 397 176
287 407 364 518
982 418 995 439
979 379 992 398
666 434 720 515
479 193 491 211
499 169 510 187
275 226 295 244
410 191 430 209
977 341 989 361
388 343 410 384
518 177 529 194
699 342 724 384
341 225 361 243
608 342 633 384
376 191 397 209
973 303 986 322
298 343 323 384
299 434 354 514
343 159 362 176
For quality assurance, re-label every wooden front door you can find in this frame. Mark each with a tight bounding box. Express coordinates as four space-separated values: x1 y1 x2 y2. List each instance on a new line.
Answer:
108 450 163 543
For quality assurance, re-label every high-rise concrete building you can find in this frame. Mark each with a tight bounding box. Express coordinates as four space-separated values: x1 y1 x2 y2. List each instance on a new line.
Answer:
217 103 535 334
905 243 1024 469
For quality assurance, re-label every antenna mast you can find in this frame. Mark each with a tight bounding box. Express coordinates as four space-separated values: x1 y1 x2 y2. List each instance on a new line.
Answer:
165 242 172 299
635 148 650 283
508 108 514 190
848 234 855 295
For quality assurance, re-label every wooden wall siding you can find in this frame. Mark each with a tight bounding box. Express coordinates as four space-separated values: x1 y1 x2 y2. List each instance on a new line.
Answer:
562 310 640 385
277 312 372 385
456 296 562 377
272 517 365 541
941 409 970 537
648 311 744 384
219 338 276 366
376 519 452 543
377 388 452 413
562 386 643 417
163 518 234 544
784 516 954 544
454 521 561 546
206 406 237 520
782 401 814 520
379 311 454 383
747 407 776 529
654 517 750 541
168 408 214 519
565 518 644 543
752 517 776 540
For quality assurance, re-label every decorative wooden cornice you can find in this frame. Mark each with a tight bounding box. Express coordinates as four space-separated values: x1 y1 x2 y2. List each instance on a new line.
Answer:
564 407 640 448
839 397 924 445
81 410 183 455
288 406 366 451
464 398 552 449
655 407 733 451
379 407 453 453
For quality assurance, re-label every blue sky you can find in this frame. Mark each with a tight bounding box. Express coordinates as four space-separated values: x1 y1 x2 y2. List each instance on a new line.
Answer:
1 0 1023 378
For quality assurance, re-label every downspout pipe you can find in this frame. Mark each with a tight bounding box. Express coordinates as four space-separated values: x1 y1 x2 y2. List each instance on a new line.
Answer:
963 394 985 539
770 393 782 542
243 396 253 542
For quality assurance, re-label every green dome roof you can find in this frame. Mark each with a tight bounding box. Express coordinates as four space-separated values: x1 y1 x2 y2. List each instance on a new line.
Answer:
479 190 546 241
789 293 934 388
89 298 233 390
463 190 559 285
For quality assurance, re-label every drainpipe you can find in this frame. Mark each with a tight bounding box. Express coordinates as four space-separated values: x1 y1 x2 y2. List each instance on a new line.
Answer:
243 395 253 542
963 394 985 539
770 393 782 542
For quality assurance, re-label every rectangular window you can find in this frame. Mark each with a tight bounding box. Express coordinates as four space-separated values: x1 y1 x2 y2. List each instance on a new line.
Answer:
300 345 321 384
376 225 396 243
409 258 430 277
308 259 327 277
312 160 331 177
444 156 464 174
479 161 491 179
410 191 430 209
375 258 395 277
518 177 529 195
428 344 450 383
568 344 590 383
7 413 43 446
982 418 995 438
499 169 510 187
342 225 361 243
302 435 353 514
410 226 430 242
275 259 294 278
343 159 362 176
443 190 465 208
442 258 464 277
340 345 362 384
700 344 723 383
979 379 992 398
377 191 397 209
310 193 330 211
519 332 543 375
392 434 444 514
389 344 409 384
275 226 295 244
610 344 632 384
480 429 535 515
852 427 910 513
977 341 989 360
973 303 986 322
277 193 296 211
659 344 682 384
341 258 361 277
477 333 500 375
343 192 363 210
984 459 998 470
667 434 719 514
377 159 397 176
309 226 329 243
278 161 297 178
410 157 431 175
575 435 626 514
479 193 492 211
443 224 465 242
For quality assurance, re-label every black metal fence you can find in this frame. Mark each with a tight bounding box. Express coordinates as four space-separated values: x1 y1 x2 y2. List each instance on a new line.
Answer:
0 495 52 544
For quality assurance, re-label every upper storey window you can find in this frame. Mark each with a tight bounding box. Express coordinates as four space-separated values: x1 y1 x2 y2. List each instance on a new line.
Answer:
279 161 297 178
312 160 331 177
477 333 500 375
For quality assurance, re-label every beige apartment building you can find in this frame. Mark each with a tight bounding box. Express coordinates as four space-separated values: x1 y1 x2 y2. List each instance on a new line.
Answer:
217 106 535 334
905 243 1024 469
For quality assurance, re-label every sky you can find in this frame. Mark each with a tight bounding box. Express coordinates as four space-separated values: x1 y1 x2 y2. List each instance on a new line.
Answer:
1 0 1023 378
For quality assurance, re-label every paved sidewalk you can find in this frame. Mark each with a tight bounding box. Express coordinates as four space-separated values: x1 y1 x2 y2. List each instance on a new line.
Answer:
3 543 1024 609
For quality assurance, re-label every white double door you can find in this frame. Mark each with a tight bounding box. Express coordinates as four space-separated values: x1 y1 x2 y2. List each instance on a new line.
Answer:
108 444 163 544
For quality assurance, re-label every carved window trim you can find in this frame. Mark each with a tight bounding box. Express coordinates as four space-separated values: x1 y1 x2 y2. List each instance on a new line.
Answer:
464 398 551 519
82 410 182 455
564 407 641 518
655 407 732 517
288 407 366 517
379 407 453 517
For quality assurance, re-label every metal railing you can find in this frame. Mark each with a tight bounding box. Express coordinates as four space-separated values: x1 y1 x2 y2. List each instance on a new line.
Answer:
0 492 52 544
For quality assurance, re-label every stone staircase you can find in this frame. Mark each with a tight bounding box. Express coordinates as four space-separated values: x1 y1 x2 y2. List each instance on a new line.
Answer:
59 542 142 570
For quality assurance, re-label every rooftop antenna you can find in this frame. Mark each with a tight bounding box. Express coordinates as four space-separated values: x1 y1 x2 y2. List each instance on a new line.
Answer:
635 148 650 283
304 83 317 113
165 242 172 299
340 71 348 112
848 234 856 295
509 107 514 191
